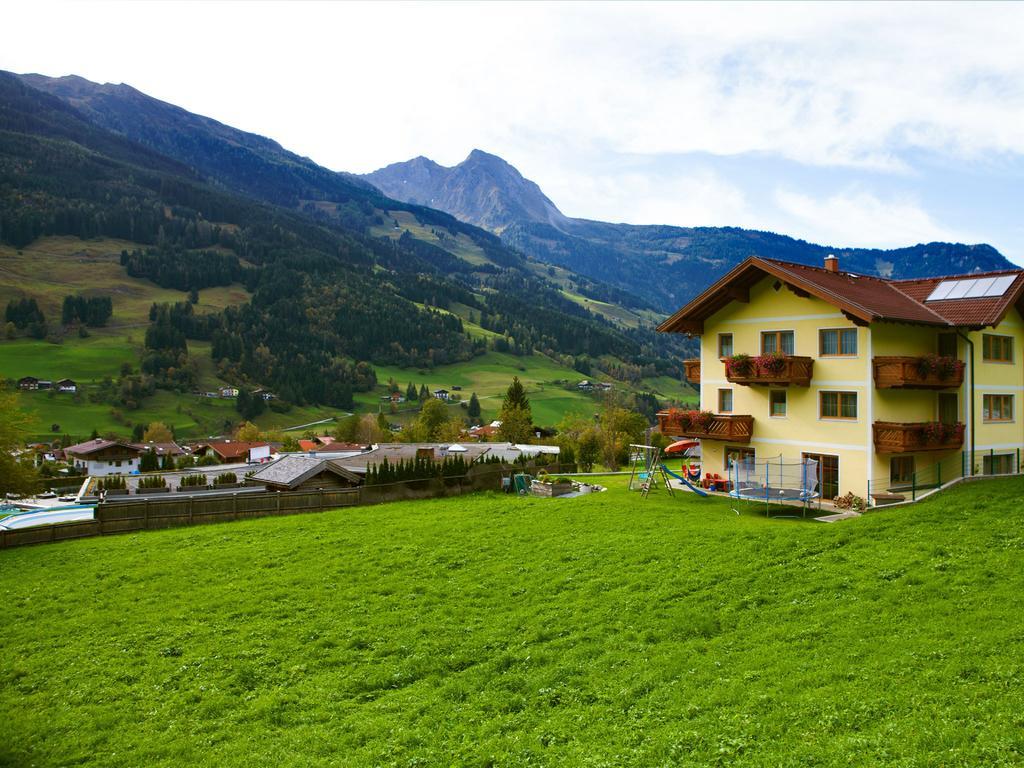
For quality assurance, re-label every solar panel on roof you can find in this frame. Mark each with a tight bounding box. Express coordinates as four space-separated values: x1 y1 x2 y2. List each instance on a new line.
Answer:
925 275 1018 302
986 275 1017 297
944 280 976 300
965 277 998 298
926 281 956 301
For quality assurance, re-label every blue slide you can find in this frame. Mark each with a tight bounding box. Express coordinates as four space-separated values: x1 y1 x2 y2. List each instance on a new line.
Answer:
660 465 709 497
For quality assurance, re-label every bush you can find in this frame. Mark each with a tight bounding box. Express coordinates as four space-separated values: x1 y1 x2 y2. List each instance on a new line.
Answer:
214 472 237 485
138 475 167 489
98 476 126 490
179 474 207 487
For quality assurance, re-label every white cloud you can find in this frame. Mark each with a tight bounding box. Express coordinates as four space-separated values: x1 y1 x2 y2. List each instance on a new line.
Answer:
772 187 972 249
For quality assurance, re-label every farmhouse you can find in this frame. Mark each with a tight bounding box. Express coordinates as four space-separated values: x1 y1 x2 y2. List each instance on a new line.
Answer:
56 378 78 393
249 455 362 492
218 386 239 399
130 441 186 459
432 389 450 401
65 438 143 476
17 376 38 390
658 254 1024 503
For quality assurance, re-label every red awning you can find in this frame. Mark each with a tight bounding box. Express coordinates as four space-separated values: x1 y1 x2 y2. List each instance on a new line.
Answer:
665 440 699 454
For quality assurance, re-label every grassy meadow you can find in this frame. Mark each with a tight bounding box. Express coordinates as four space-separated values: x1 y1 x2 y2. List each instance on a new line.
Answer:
2 475 1023 766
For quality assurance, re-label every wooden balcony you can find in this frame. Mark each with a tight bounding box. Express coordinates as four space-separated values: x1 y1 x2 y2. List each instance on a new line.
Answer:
657 411 754 443
725 355 814 387
684 359 701 384
873 356 964 390
873 421 965 453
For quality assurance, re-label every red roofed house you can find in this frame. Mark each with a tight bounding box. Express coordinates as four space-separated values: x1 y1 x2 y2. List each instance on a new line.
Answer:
193 441 271 464
658 254 1024 504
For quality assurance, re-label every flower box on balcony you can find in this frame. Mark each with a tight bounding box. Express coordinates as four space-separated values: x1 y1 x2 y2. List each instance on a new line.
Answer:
725 354 814 386
873 356 964 390
873 421 965 453
683 359 701 384
657 411 754 443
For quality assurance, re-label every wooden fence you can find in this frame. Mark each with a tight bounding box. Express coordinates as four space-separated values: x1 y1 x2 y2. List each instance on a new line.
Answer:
0 466 510 549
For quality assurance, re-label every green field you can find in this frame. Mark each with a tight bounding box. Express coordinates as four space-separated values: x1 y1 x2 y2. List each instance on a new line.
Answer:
3 476 1024 766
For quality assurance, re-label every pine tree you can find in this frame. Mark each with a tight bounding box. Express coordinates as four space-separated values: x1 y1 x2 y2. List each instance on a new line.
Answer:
419 384 430 401
406 382 418 401
467 392 481 421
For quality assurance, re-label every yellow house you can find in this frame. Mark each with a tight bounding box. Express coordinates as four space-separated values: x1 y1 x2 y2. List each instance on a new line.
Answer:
657 255 1024 505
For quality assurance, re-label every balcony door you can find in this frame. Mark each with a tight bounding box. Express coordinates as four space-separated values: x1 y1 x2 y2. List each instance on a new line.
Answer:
938 333 958 359
802 452 839 500
938 393 958 425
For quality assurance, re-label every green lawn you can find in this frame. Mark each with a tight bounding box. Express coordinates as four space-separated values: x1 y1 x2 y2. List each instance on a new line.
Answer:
3 476 1023 766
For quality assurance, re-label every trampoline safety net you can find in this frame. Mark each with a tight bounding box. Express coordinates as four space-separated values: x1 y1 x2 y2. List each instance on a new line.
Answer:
729 456 820 503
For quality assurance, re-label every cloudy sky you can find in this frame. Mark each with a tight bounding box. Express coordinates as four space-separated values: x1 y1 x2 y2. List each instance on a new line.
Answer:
4 2 1023 262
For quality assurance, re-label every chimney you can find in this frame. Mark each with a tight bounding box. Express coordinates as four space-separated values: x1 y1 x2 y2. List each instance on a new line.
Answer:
824 254 839 273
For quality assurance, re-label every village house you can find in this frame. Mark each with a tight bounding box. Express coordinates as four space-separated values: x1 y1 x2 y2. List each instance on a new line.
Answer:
17 376 39 390
249 455 362 492
64 439 143 476
658 254 1024 503
218 386 239 399
56 378 77 393
432 388 450 401
192 440 270 464
130 441 186 460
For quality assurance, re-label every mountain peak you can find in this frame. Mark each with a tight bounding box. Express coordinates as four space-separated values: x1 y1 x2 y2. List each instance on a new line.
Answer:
364 150 566 232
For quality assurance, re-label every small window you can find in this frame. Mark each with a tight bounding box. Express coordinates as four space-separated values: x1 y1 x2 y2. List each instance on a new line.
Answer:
769 389 787 417
820 391 857 419
983 394 1014 422
718 389 733 413
890 456 914 485
819 328 857 356
983 453 1015 475
718 333 733 359
983 334 1013 363
761 331 794 355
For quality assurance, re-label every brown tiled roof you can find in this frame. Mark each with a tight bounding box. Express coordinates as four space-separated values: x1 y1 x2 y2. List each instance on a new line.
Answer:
65 438 140 457
658 256 1024 334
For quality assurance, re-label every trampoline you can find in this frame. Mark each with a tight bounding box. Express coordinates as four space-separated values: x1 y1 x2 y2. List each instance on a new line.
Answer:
728 456 821 516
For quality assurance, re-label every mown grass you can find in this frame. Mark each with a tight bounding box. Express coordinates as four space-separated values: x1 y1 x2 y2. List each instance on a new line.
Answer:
2 476 1023 766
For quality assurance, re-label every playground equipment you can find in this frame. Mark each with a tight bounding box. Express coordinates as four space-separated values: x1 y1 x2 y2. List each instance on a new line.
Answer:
660 464 708 497
628 444 674 498
728 455 821 516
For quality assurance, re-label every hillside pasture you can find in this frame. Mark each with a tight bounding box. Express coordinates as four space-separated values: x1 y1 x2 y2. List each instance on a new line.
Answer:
2 476 1023 766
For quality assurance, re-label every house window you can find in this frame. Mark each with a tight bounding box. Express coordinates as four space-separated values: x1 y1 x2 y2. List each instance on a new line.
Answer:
761 330 794 355
819 328 857 356
983 453 1016 475
983 394 1014 422
718 389 733 413
718 333 733 359
938 333 958 358
983 334 1013 363
725 446 755 470
769 389 787 417
890 456 914 485
820 391 857 419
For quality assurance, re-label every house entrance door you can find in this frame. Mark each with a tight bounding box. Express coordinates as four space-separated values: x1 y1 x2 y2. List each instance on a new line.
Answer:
802 452 839 500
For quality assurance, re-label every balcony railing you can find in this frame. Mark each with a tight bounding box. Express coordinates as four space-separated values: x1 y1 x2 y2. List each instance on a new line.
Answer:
657 411 754 443
724 355 814 387
873 421 965 453
683 359 701 384
873 356 964 390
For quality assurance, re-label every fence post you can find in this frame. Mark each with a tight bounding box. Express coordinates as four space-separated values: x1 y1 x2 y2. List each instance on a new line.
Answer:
232 493 238 521
319 488 324 510
144 498 150 530
276 491 281 514
937 461 941 487
912 472 916 502
188 495 194 524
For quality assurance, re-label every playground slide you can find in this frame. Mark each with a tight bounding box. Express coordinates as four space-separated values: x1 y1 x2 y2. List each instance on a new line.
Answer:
660 465 708 497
